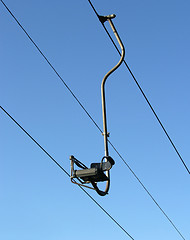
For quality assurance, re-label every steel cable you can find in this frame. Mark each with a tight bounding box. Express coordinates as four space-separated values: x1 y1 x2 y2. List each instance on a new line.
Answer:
0 105 134 240
87 0 190 175
0 1 186 239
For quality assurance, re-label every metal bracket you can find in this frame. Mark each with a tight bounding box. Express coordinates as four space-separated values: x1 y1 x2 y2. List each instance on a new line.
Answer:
98 14 116 24
102 132 110 137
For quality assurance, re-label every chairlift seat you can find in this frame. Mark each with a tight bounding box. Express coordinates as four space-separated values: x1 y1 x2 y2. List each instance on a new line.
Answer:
73 163 109 182
70 155 114 195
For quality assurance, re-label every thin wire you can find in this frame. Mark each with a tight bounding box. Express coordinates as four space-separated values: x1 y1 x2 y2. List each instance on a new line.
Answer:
0 1 186 239
87 0 190 175
0 105 70 177
0 105 134 240
0 0 102 134
86 3 187 239
108 140 186 240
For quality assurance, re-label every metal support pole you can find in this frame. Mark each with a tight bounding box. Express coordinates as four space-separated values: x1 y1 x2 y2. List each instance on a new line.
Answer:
101 15 125 157
100 14 125 195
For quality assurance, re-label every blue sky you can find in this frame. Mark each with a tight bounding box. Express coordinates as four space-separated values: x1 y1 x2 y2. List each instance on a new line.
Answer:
1 0 190 239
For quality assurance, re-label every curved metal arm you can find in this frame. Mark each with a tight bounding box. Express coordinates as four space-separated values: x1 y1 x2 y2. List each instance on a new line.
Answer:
98 15 125 196
101 16 125 158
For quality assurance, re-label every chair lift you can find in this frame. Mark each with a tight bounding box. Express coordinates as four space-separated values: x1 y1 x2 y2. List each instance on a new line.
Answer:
70 14 125 196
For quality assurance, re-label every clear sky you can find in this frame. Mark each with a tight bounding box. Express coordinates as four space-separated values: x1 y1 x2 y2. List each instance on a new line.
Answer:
1 0 190 239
